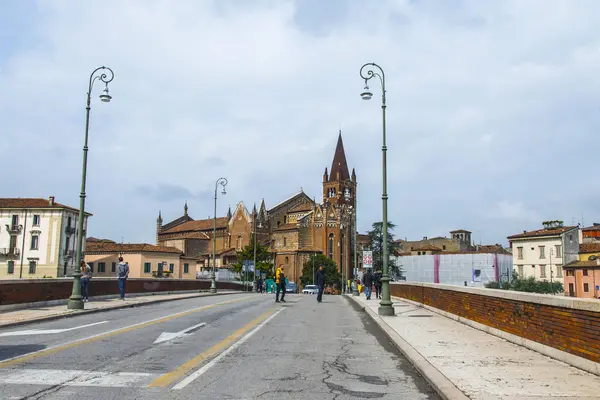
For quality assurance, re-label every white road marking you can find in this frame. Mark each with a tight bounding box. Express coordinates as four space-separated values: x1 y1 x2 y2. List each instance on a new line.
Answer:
172 308 284 390
0 321 109 337
154 322 206 344
0 369 155 387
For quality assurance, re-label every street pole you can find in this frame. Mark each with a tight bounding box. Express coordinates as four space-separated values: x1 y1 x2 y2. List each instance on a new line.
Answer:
360 62 394 316
353 192 359 296
253 211 257 292
68 66 114 310
550 247 554 294
210 178 227 294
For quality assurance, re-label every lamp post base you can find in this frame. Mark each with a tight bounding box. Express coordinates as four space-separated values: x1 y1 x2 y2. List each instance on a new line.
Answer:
67 297 84 310
210 273 217 294
378 303 395 316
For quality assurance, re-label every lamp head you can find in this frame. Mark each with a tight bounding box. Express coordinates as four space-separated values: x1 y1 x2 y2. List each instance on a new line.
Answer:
360 84 372 100
99 86 112 103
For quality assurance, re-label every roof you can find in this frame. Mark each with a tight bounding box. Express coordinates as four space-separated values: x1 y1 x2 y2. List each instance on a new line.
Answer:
274 223 298 232
162 215 194 231
582 224 600 232
329 132 351 182
579 243 600 253
450 229 471 233
268 191 313 213
563 260 600 268
411 244 442 251
0 198 92 216
86 241 182 254
357 234 370 242
160 231 210 240
288 202 313 213
507 226 578 240
161 217 229 234
475 244 511 255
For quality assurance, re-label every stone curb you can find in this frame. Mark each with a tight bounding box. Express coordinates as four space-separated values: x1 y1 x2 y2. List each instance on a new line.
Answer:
0 291 244 329
346 295 469 400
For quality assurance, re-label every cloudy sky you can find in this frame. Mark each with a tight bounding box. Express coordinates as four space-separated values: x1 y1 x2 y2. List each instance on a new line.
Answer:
2 0 600 247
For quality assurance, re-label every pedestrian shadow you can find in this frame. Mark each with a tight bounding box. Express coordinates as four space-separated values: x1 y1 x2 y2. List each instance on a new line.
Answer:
0 344 46 361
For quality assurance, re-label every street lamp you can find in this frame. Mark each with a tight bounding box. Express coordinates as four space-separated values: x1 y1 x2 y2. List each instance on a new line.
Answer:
252 218 263 293
68 66 114 310
360 62 394 316
210 177 227 294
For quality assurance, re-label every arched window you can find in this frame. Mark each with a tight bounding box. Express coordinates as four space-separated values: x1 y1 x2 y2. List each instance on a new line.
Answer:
284 215 287 224
328 233 334 259
283 237 287 247
236 235 242 249
285 256 289 266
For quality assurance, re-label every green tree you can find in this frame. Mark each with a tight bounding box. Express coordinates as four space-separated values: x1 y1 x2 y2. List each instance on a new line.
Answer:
367 221 403 279
232 237 274 280
484 270 563 294
299 254 341 289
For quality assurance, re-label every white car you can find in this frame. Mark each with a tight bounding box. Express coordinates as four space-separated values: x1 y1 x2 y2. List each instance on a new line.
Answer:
302 285 318 295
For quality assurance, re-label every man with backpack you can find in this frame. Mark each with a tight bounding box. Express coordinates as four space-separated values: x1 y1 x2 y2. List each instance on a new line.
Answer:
363 269 374 300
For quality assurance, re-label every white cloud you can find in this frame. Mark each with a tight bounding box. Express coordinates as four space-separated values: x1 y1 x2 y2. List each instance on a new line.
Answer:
1 0 600 245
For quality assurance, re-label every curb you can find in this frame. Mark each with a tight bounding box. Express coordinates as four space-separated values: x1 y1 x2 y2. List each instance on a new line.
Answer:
346 295 469 400
0 291 245 329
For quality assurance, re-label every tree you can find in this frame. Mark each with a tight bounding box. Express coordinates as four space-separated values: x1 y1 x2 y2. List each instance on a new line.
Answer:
367 221 404 279
232 236 274 280
484 270 563 294
299 254 341 289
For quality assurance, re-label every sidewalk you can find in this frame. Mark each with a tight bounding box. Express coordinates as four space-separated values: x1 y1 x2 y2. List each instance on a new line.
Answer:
349 294 600 400
0 291 243 329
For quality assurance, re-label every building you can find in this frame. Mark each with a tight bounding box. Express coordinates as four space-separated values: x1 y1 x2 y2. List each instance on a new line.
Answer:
0 197 91 279
396 230 475 254
562 259 600 298
507 221 579 281
155 131 356 286
578 242 600 261
581 224 600 242
84 238 194 279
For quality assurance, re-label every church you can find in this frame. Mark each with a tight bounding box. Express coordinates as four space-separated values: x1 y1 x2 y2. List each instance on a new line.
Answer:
155 132 357 286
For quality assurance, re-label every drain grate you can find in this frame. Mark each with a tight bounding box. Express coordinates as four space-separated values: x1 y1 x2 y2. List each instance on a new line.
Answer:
408 314 432 318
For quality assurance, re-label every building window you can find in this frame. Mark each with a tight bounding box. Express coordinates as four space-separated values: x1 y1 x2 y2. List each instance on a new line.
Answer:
442 245 446 250
88 262 94 272
517 247 523 259
555 245 562 258
283 237 287 247
539 246 545 259
328 234 334 259
567 270 574 277
7 261 14 274
237 235 242 249
184 263 189 274
556 266 563 278
158 263 164 274
33 215 41 226
283 215 287 224
11 215 19 229
540 265 546 278
28 261 37 274
169 263 174 273
583 269 589 276
30 235 39 250
144 262 151 273
517 265 524 277
285 256 289 266
584 283 589 292
98 262 106 273
112 262 116 273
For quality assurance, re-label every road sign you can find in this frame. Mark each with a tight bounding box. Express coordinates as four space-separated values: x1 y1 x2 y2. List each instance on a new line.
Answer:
363 251 373 269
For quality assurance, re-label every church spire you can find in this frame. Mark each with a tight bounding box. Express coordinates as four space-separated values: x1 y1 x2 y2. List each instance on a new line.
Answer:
329 130 350 182
227 206 232 219
184 201 188 216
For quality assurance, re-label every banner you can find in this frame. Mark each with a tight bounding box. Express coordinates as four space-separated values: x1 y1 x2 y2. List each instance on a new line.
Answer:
242 260 255 272
362 251 373 269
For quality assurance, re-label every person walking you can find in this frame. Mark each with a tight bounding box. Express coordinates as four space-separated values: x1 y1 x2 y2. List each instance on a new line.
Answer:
117 257 129 300
374 269 383 299
257 277 264 293
80 260 92 302
316 265 325 303
275 264 286 303
363 269 374 300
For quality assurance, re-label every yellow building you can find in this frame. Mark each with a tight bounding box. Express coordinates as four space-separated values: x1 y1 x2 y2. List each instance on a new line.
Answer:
578 243 600 261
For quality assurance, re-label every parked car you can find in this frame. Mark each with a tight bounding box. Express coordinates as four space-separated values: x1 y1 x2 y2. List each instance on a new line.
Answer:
302 284 318 295
286 282 298 293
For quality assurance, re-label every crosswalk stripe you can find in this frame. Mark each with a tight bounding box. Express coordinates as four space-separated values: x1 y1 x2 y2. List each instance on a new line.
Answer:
0 369 155 387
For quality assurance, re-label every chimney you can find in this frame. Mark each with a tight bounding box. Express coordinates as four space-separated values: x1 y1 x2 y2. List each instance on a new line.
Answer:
49 196 55 206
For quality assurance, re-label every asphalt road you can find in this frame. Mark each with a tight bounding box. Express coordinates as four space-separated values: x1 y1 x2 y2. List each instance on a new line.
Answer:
0 293 439 399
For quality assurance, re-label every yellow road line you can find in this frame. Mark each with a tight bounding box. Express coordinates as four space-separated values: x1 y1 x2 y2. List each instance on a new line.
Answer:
149 307 278 388
0 296 253 369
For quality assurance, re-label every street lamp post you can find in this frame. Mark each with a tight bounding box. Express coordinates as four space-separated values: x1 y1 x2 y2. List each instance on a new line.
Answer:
360 62 394 316
351 192 359 296
210 178 227 294
68 66 114 310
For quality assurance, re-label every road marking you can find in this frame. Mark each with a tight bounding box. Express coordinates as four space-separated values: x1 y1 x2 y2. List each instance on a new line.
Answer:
0 368 154 387
149 307 282 388
0 321 109 337
172 307 284 390
0 296 253 368
154 322 207 344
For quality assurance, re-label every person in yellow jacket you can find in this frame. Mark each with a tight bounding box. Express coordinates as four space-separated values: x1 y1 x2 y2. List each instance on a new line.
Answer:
275 264 286 303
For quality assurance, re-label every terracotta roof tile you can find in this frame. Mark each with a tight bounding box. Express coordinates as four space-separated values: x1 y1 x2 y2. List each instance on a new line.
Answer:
412 244 442 251
161 217 229 234
563 260 600 268
579 243 600 253
0 198 92 215
274 223 297 231
507 226 577 240
289 203 313 213
86 241 182 254
582 224 600 232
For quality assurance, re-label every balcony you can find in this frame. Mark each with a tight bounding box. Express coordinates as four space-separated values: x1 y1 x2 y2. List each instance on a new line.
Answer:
5 224 22 234
0 247 20 257
65 226 76 235
63 249 74 258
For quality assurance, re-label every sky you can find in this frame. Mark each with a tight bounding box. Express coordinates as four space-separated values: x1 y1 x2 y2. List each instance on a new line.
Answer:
2 0 600 247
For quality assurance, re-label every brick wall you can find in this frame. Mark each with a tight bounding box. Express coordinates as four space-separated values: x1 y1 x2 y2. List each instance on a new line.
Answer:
0 279 247 305
390 283 600 364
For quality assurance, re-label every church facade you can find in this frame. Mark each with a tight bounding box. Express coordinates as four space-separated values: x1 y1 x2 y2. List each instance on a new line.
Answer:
155 132 357 286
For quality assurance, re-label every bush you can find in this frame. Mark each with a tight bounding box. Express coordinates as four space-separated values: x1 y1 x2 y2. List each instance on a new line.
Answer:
486 272 563 294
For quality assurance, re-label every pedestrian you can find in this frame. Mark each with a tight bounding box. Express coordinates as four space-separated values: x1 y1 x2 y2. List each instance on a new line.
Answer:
80 260 92 302
257 277 263 293
316 265 325 303
374 269 383 299
275 264 286 303
117 257 129 300
363 269 374 300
